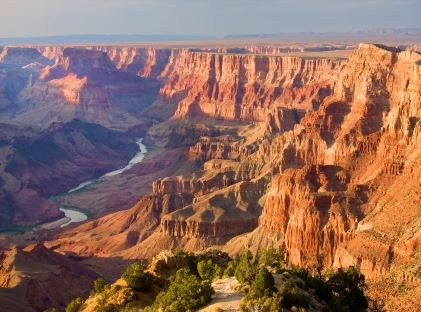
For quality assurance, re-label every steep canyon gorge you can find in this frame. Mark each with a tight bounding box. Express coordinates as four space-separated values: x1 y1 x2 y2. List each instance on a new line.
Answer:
0 42 420 311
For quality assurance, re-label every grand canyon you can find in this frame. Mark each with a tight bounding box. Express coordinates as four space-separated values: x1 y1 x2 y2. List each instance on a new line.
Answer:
0 30 420 312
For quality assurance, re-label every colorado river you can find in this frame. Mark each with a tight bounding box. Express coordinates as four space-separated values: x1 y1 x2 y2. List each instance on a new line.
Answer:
59 138 147 227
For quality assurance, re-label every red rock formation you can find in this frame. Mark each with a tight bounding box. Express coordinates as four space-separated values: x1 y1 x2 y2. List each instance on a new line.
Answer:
37 46 63 60
37 46 172 78
156 177 268 244
0 243 98 312
0 47 51 67
259 165 361 266
245 44 421 294
188 135 254 161
48 192 192 257
244 44 352 55
160 49 343 121
14 47 161 129
152 171 240 198
104 47 171 78
265 107 303 134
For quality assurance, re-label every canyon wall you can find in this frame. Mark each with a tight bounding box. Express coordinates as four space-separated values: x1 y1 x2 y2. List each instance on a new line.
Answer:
0 45 348 128
160 49 343 121
0 47 163 129
103 47 171 78
252 44 421 284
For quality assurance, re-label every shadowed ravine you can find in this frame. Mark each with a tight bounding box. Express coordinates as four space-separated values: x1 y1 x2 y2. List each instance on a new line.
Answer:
57 138 148 227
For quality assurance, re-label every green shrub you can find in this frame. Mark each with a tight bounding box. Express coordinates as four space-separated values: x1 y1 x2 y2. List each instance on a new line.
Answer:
291 267 309 280
251 267 275 298
291 267 332 302
307 275 332 302
149 268 214 312
174 247 186 256
95 291 112 312
65 297 84 312
279 280 309 309
93 285 134 312
122 262 153 291
214 264 224 279
258 246 285 271
326 266 368 311
224 260 238 277
235 250 256 284
91 277 109 296
197 259 216 281
240 292 282 312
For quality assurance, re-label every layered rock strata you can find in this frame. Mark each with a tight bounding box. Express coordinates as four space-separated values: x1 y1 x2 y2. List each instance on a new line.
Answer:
244 44 421 290
160 49 343 121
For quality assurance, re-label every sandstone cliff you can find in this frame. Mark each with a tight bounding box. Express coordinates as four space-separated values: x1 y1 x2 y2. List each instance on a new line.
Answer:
221 44 421 310
1 47 161 129
0 47 51 67
160 49 343 121
104 47 171 78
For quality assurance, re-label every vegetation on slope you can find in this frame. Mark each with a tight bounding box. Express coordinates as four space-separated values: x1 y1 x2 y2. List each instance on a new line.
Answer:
54 247 374 312
236 248 369 311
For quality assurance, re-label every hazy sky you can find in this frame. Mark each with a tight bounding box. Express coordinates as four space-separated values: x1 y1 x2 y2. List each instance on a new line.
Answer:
0 0 420 38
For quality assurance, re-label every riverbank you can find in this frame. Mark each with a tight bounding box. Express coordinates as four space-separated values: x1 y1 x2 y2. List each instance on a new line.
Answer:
50 138 148 228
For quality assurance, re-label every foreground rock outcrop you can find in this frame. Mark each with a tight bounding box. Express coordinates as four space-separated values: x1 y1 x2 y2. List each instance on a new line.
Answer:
0 243 98 312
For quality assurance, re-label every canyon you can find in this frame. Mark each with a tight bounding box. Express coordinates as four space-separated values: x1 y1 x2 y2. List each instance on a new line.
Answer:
0 42 419 311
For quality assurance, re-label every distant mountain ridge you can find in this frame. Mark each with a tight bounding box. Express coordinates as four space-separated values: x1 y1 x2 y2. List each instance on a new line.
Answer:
0 34 215 45
224 28 421 40
0 28 420 45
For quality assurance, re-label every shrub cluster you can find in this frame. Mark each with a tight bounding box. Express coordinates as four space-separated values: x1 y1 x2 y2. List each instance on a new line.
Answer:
122 262 153 291
65 297 83 312
145 268 214 312
90 278 109 296
236 249 369 312
197 259 224 281
59 247 369 312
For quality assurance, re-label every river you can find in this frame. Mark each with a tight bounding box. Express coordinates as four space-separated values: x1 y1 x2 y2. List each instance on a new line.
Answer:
58 138 147 228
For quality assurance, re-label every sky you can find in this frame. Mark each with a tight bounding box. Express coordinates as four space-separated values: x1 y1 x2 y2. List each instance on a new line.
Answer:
0 0 420 38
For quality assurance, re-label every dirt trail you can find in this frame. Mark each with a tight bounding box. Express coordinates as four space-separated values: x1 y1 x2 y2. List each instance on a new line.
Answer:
199 277 243 312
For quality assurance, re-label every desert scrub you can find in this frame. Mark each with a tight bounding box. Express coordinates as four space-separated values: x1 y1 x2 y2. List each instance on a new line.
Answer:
90 277 109 296
122 262 153 291
65 297 84 312
145 268 214 312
